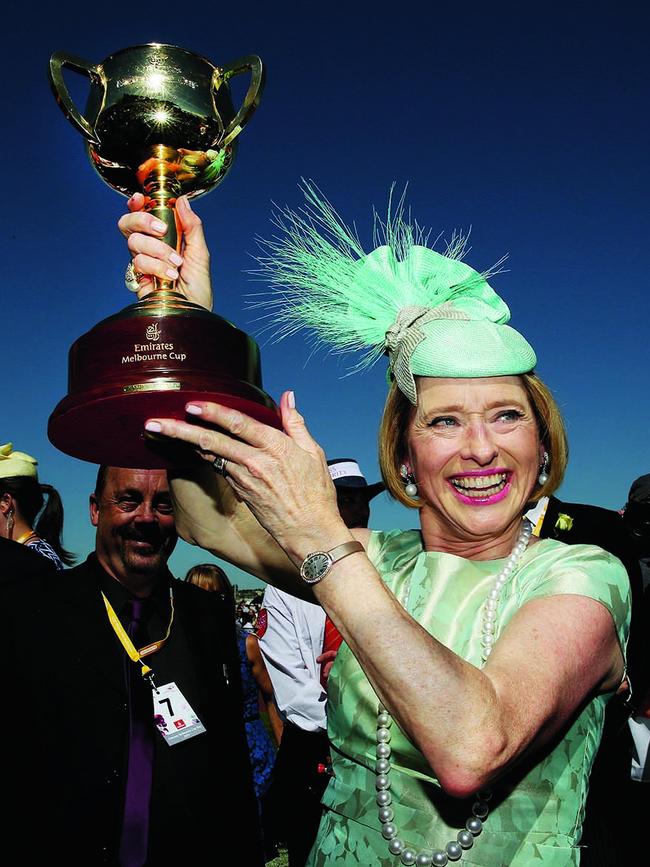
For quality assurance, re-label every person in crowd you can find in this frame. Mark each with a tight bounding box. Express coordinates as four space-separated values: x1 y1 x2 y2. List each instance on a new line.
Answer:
623 473 650 588
0 442 74 568
0 464 263 866
0 532 58 580
328 458 385 531
621 475 650 787
185 561 233 598
525 490 644 865
186 561 282 859
258 458 384 866
122 190 630 866
241 604 257 630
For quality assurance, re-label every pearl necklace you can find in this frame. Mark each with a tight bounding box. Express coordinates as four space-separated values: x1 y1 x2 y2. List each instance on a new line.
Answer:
375 519 533 866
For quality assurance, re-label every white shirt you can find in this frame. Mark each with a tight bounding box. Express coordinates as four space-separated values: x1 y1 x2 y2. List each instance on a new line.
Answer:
630 717 650 782
525 496 549 535
258 585 327 732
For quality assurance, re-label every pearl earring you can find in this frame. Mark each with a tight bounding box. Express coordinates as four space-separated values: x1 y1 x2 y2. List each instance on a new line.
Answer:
538 452 549 486
400 464 418 498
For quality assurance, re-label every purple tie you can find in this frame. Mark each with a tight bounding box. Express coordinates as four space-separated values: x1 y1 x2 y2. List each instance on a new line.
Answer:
119 599 154 867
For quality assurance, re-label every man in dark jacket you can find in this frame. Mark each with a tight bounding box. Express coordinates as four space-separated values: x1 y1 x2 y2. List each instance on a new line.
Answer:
528 493 644 867
0 466 262 867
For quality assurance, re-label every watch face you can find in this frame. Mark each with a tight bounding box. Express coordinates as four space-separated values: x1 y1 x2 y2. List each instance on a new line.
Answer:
301 552 331 584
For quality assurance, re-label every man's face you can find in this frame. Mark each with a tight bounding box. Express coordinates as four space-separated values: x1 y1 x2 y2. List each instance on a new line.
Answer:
336 488 371 529
89 468 177 585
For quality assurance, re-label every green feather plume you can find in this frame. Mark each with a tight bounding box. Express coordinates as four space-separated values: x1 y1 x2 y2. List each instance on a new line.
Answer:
249 181 506 372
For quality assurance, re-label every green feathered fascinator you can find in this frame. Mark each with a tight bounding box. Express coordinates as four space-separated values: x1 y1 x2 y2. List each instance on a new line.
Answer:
252 183 536 404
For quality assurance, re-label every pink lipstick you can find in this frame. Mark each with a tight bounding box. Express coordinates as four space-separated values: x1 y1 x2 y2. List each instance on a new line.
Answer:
447 469 511 505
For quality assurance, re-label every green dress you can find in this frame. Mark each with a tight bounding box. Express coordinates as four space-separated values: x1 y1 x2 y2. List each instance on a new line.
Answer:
308 531 630 867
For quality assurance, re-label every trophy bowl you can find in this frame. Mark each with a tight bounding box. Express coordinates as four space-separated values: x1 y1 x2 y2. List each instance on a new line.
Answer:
48 43 278 469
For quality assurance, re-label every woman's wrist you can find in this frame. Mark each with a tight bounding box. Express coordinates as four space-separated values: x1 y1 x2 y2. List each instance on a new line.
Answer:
279 519 355 569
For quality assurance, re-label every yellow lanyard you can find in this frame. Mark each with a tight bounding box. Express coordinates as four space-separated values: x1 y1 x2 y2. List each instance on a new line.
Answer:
101 589 175 683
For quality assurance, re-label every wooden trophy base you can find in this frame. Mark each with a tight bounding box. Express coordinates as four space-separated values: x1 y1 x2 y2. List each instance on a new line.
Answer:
48 293 280 469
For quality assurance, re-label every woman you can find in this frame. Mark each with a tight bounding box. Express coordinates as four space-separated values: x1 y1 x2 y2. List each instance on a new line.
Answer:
0 443 74 569
186 561 235 598
121 190 629 865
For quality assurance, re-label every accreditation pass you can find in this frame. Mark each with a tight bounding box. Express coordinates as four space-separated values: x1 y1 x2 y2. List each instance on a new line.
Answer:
152 682 207 746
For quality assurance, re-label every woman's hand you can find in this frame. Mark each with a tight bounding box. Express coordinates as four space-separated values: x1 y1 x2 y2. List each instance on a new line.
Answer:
145 391 351 561
147 401 628 798
316 649 339 683
118 193 213 310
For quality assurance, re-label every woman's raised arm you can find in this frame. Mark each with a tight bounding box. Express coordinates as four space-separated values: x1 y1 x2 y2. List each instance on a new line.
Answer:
146 396 627 796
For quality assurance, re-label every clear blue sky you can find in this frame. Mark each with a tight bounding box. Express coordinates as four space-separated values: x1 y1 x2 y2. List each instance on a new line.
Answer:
3 2 649 587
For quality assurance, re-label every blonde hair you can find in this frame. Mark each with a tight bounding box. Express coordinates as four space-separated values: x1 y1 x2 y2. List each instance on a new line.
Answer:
379 373 568 509
185 563 234 600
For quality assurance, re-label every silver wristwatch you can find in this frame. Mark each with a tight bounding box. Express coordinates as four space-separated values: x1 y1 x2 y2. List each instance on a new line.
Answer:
299 540 364 585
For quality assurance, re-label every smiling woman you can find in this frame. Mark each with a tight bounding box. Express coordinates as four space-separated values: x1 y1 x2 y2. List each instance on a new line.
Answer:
379 375 569 559
121 186 629 866
399 377 543 555
381 371 568 517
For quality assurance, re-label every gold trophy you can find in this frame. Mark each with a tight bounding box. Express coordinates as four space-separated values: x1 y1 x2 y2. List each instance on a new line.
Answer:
48 43 277 468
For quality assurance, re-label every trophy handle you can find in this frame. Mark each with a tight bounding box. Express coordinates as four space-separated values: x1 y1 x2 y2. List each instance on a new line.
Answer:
49 51 101 144
217 55 265 147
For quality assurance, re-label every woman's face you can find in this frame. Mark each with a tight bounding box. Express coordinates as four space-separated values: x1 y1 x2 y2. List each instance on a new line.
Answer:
406 376 542 550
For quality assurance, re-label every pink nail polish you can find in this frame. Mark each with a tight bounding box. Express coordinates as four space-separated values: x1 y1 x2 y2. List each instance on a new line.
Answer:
186 404 202 415
288 390 296 409
145 421 162 432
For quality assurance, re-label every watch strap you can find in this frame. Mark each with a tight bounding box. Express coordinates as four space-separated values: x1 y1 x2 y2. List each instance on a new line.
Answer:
299 540 364 584
327 540 365 564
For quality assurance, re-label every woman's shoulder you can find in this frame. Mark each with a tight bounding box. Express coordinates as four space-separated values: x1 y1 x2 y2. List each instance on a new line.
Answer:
366 528 424 567
527 536 629 574
24 537 64 570
519 537 632 635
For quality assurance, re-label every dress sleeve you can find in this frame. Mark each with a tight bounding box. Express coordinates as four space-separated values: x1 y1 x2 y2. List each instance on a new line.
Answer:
517 543 632 654
366 529 421 575
366 530 388 569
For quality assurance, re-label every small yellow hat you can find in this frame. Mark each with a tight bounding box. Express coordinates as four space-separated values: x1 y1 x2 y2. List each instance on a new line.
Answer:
0 443 39 479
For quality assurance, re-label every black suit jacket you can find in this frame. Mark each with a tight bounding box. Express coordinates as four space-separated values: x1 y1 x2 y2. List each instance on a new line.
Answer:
0 550 263 866
537 496 645 866
538 495 629 558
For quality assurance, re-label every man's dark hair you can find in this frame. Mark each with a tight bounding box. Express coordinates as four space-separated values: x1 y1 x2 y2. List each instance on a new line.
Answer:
94 465 109 499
